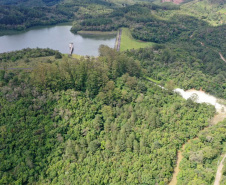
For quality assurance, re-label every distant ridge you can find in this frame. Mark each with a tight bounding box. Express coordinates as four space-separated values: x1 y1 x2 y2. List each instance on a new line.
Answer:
161 0 184 4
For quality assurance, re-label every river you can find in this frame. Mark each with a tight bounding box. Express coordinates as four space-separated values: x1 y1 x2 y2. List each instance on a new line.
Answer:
0 25 116 56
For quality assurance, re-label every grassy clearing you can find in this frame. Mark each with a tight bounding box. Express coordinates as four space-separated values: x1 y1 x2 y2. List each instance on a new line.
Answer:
120 28 153 51
62 54 82 59
145 76 160 84
71 54 82 59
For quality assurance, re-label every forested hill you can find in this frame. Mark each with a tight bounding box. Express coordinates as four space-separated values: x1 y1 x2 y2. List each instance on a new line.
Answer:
0 0 226 184
0 0 61 6
69 0 226 98
0 48 216 184
1 0 226 33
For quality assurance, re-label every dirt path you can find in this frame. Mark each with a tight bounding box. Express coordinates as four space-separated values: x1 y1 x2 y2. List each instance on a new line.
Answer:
219 52 226 63
169 143 187 185
168 110 226 185
211 112 226 125
214 154 226 185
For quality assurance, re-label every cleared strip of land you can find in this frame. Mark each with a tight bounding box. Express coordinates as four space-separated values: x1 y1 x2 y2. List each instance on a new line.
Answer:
168 146 185 185
114 29 122 51
219 52 226 63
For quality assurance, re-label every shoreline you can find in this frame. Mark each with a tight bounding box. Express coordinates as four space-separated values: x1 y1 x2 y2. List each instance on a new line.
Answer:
77 30 117 36
0 22 73 37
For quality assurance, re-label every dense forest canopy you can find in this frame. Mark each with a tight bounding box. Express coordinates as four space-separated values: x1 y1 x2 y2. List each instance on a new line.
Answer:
0 48 216 184
0 0 62 6
177 120 226 184
0 0 226 184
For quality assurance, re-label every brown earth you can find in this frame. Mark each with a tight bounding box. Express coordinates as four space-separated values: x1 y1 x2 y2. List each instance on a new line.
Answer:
214 154 226 185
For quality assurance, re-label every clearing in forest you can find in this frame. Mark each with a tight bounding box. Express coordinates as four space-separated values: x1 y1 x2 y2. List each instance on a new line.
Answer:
120 28 153 51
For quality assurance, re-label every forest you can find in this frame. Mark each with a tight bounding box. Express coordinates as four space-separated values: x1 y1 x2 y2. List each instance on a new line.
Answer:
0 47 216 184
126 40 226 99
68 0 225 99
0 5 74 31
0 0 226 184
177 120 226 184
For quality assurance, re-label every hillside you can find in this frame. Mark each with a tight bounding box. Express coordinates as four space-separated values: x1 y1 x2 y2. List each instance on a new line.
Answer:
0 0 61 6
0 48 216 184
0 0 226 184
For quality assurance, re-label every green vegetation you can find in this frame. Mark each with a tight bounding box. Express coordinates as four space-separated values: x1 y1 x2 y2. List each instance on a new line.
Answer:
0 48 62 68
0 5 74 32
177 120 226 185
156 0 226 26
0 0 61 6
221 157 226 185
0 0 113 34
120 28 153 51
70 2 180 34
145 76 160 84
0 1 226 184
180 0 226 26
0 47 216 184
126 38 226 99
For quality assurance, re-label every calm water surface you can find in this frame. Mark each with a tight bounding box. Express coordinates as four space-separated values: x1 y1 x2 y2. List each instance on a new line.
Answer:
0 25 116 56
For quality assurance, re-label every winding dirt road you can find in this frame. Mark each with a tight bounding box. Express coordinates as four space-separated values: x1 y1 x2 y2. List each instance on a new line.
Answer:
168 98 226 185
214 154 226 185
168 144 186 185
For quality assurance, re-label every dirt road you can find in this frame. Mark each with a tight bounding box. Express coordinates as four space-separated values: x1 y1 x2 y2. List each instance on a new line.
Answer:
168 106 226 185
168 143 189 185
219 52 226 63
214 154 226 185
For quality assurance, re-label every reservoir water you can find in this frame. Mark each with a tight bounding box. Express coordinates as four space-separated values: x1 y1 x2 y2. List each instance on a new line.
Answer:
0 25 116 56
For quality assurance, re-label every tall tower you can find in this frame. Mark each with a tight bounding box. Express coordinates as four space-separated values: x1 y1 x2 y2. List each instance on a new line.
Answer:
69 43 74 55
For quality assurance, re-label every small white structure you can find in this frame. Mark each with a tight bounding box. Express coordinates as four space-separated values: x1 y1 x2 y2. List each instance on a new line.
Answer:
69 43 74 55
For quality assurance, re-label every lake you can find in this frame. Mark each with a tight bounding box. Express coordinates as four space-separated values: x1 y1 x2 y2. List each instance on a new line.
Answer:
0 25 116 56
